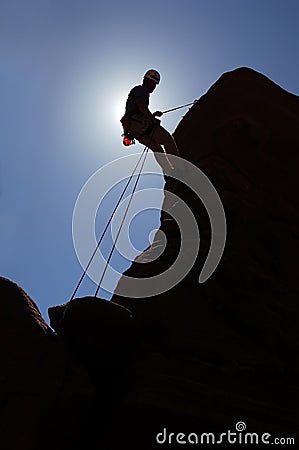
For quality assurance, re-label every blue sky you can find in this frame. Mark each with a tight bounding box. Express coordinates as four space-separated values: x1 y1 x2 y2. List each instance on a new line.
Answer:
1 0 298 322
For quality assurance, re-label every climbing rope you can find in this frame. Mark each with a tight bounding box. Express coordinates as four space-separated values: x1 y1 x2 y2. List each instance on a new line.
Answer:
162 99 197 114
70 145 149 301
94 147 149 297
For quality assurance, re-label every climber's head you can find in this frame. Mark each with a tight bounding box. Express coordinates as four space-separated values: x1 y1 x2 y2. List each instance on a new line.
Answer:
143 69 160 92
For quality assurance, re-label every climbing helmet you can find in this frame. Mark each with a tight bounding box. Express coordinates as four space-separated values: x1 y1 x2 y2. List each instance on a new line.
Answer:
144 69 160 84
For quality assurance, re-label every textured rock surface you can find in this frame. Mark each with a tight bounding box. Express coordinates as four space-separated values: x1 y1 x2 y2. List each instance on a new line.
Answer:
48 297 136 394
110 67 299 446
0 277 95 450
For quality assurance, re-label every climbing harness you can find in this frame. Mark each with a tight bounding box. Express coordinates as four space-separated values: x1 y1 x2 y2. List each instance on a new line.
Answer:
121 115 155 146
121 99 197 146
120 115 136 146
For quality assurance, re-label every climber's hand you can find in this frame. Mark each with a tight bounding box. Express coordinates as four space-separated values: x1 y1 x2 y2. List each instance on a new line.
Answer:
153 111 163 117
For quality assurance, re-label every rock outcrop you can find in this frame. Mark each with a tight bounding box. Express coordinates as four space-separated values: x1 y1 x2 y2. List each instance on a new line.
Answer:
0 277 95 450
109 67 299 446
2 68 298 449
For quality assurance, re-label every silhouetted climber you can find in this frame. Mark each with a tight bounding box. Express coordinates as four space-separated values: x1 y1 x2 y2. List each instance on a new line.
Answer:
121 69 181 173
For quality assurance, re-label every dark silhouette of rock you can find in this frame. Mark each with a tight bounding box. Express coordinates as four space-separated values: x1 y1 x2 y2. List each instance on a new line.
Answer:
110 67 299 446
48 297 136 394
2 67 298 449
0 277 95 450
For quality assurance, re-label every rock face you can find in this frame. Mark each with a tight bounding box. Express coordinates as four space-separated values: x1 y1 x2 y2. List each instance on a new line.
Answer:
2 68 298 449
110 67 299 445
48 297 137 404
0 277 95 450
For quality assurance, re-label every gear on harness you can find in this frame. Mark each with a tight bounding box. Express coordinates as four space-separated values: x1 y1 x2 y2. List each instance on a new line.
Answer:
122 133 135 146
120 115 135 146
120 98 197 147
120 114 156 146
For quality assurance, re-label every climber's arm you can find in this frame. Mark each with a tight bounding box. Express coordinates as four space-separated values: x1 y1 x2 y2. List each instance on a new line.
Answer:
136 97 155 121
